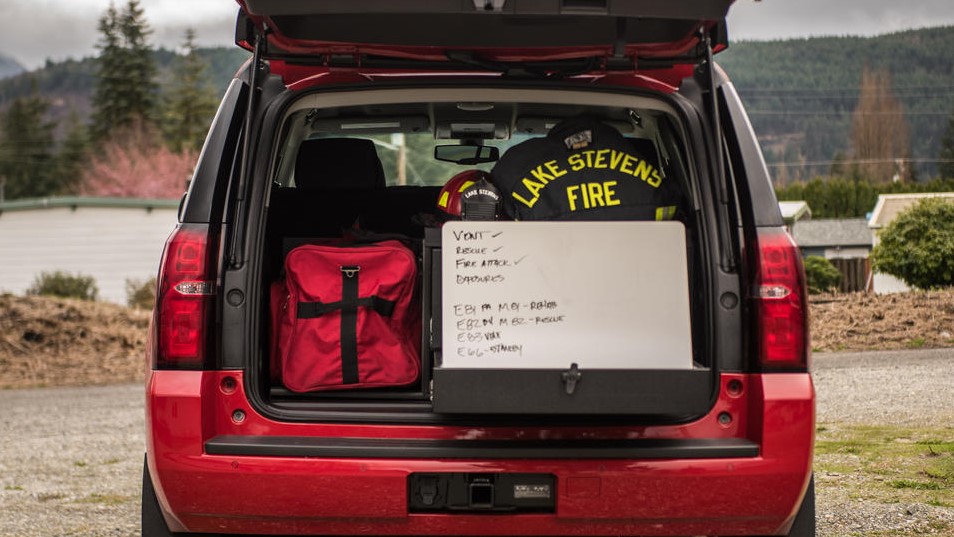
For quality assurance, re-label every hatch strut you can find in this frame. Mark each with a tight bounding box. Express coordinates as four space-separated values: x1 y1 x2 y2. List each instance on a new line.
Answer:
229 24 268 269
699 27 736 273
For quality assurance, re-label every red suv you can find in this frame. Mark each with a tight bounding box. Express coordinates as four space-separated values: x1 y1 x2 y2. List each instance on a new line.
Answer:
143 1 814 536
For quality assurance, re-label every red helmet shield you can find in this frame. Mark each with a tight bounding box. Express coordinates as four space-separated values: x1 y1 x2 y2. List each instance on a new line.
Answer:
437 170 490 218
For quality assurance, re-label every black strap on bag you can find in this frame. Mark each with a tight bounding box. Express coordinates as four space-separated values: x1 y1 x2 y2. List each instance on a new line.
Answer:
297 296 396 318
296 266 396 385
339 266 361 384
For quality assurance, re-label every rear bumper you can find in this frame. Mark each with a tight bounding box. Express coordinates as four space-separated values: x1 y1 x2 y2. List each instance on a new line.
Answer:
145 370 814 536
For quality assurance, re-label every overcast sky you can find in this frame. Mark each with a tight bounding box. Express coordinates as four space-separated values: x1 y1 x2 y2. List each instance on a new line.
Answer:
2 0 954 70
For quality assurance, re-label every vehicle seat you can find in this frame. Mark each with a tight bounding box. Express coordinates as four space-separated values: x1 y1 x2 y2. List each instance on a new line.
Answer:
294 137 386 190
265 138 388 279
269 138 386 240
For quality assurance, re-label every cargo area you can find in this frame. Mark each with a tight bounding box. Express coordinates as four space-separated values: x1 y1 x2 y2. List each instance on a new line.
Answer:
249 88 720 421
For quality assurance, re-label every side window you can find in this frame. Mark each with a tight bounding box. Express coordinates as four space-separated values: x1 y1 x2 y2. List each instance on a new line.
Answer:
181 79 247 224
718 84 784 227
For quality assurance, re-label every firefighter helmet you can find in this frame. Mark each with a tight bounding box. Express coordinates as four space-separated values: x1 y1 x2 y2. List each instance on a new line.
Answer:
436 170 501 220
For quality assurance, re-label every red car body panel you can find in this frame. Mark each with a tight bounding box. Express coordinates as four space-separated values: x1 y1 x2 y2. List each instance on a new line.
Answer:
275 62 689 95
146 370 813 535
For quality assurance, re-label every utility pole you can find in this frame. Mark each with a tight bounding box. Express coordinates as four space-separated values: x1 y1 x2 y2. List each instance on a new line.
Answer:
392 133 407 186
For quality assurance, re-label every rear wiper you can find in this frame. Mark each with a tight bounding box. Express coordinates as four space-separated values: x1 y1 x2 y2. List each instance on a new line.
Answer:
446 51 541 77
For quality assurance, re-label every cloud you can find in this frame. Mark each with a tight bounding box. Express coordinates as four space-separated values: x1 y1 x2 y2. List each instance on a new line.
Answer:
728 0 954 41
0 1 101 68
4 0 954 69
153 16 237 53
0 0 235 70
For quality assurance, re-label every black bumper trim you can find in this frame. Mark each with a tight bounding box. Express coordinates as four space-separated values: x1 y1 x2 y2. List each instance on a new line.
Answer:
205 435 758 459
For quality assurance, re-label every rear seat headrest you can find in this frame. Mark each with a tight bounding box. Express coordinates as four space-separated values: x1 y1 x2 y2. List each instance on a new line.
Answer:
295 138 386 190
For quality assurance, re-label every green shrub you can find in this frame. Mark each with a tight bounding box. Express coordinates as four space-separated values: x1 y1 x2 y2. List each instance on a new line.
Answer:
126 277 157 310
775 177 954 219
27 271 98 301
803 255 842 294
871 198 954 289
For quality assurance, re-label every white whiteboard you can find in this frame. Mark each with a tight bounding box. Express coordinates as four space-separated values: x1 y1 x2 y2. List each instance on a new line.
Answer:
441 221 693 370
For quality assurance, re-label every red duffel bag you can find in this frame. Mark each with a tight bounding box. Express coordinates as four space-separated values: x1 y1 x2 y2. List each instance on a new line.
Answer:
277 240 420 392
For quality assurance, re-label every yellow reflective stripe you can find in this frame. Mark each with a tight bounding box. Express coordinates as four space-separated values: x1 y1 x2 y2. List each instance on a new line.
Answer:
655 205 676 221
458 180 476 193
438 191 450 208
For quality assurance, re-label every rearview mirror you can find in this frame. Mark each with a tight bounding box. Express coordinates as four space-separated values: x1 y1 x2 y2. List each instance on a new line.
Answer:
434 144 499 165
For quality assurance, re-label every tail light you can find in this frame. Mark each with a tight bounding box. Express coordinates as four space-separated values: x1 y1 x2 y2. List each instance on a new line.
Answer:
750 227 810 372
152 223 218 370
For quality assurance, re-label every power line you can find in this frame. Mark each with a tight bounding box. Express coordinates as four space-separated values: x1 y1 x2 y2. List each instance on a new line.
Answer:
747 110 951 116
765 158 954 168
734 83 954 94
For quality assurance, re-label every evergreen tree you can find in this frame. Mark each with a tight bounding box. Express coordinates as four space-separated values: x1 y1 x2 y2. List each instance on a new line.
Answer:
940 110 954 180
119 0 157 122
90 0 158 140
162 28 218 152
90 3 122 141
0 87 58 200
51 111 90 194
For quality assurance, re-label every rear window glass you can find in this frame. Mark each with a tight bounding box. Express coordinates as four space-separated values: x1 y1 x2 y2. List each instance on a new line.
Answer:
272 101 691 194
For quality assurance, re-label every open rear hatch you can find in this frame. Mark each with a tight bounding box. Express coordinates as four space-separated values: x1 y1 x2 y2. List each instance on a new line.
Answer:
236 0 730 67
236 0 736 422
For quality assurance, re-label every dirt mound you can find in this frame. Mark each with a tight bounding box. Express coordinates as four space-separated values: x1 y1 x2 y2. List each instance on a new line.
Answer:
809 288 954 352
0 294 149 389
0 289 951 389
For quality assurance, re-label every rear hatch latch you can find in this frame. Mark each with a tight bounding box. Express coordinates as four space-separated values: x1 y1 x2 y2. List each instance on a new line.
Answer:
562 362 582 395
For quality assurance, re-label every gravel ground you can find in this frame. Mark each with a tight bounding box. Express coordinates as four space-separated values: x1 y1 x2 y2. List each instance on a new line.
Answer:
813 348 954 537
0 384 143 536
0 349 951 536
814 347 954 427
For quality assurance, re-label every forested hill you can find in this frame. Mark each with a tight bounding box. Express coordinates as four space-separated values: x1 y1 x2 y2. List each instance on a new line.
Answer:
3 26 954 181
718 26 954 181
0 48 249 129
0 48 248 102
0 53 25 80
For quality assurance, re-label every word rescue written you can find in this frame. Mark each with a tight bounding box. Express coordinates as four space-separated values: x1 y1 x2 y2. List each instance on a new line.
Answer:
452 300 565 358
511 149 663 211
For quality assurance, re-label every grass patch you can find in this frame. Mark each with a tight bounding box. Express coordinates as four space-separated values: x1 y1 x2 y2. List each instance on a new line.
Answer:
814 424 954 505
4 485 24 491
73 461 87 468
889 479 942 490
76 493 132 506
915 439 954 451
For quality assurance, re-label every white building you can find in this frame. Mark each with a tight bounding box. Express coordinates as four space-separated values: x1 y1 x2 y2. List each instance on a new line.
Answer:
0 197 179 304
778 200 812 229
